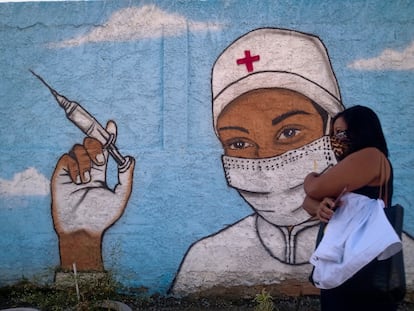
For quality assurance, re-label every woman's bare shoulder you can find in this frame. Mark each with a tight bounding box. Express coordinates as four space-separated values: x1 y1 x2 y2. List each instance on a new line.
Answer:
344 147 385 165
350 147 382 157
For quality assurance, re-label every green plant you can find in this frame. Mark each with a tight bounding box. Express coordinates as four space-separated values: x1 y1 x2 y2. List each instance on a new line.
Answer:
4 271 125 310
7 278 78 310
253 288 276 311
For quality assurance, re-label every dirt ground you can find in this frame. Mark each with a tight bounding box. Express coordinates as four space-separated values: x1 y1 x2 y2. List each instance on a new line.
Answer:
1 282 414 311
125 296 414 311
122 295 320 310
2 295 414 311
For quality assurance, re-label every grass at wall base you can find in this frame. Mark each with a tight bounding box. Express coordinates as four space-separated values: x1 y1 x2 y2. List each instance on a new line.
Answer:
0 269 135 311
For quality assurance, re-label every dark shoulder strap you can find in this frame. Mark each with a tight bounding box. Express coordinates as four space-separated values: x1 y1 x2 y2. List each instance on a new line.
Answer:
379 155 391 206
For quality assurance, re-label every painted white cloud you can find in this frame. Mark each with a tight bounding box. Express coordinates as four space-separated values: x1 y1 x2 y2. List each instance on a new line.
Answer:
50 5 223 48
0 167 50 196
348 41 414 70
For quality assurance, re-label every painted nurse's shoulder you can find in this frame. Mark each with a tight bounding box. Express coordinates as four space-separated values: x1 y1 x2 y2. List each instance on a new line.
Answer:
188 213 259 253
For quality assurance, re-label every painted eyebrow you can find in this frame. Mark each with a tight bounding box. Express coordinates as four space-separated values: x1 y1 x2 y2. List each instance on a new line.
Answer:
217 126 249 134
218 110 310 133
272 110 311 125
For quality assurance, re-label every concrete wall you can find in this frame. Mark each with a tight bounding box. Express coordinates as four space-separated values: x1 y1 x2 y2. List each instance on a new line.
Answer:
1 0 414 297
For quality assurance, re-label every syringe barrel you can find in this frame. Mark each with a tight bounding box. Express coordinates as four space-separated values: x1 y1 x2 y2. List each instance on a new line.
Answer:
65 102 110 145
65 102 127 167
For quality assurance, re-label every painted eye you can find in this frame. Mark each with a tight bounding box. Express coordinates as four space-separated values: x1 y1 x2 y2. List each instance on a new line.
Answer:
228 140 253 150
278 127 301 140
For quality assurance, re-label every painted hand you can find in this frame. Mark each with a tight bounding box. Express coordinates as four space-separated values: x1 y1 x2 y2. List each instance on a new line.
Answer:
51 120 135 271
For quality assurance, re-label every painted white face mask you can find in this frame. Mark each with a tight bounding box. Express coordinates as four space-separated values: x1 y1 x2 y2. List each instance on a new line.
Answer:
222 135 337 226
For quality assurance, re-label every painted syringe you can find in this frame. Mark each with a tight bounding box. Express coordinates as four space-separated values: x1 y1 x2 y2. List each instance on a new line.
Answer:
30 70 130 170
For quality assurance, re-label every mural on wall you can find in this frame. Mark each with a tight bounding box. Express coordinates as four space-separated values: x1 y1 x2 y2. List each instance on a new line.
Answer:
44 26 345 280
1 1 414 296
39 25 414 294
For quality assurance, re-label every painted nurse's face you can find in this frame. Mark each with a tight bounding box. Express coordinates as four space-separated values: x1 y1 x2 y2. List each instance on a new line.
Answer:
217 88 325 158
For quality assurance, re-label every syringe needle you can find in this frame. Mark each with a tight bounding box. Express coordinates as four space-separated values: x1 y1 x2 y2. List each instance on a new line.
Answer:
29 69 56 94
30 69 76 111
30 69 130 170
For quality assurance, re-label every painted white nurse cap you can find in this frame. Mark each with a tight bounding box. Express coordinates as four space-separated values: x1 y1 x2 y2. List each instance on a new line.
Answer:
212 27 343 131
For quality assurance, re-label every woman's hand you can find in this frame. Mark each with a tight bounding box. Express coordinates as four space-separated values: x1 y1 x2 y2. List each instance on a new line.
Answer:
302 195 320 217
316 197 336 223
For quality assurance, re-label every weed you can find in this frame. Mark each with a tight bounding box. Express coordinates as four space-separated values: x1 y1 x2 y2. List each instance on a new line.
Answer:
254 288 277 311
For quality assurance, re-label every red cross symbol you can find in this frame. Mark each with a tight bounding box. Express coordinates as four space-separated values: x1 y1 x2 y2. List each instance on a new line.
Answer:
236 50 260 72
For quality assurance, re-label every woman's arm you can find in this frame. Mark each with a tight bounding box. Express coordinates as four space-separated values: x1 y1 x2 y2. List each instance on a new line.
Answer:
304 147 389 200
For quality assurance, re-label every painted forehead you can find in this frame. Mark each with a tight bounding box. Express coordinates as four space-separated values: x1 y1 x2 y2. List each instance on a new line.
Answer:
218 88 320 117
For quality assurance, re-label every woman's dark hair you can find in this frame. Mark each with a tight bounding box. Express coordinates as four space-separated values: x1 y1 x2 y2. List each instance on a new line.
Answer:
332 105 389 157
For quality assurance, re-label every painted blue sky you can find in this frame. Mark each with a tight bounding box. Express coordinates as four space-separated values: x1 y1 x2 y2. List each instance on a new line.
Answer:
0 0 413 291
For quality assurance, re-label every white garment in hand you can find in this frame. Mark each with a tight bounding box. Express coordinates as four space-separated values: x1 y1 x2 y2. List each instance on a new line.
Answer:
310 192 402 289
